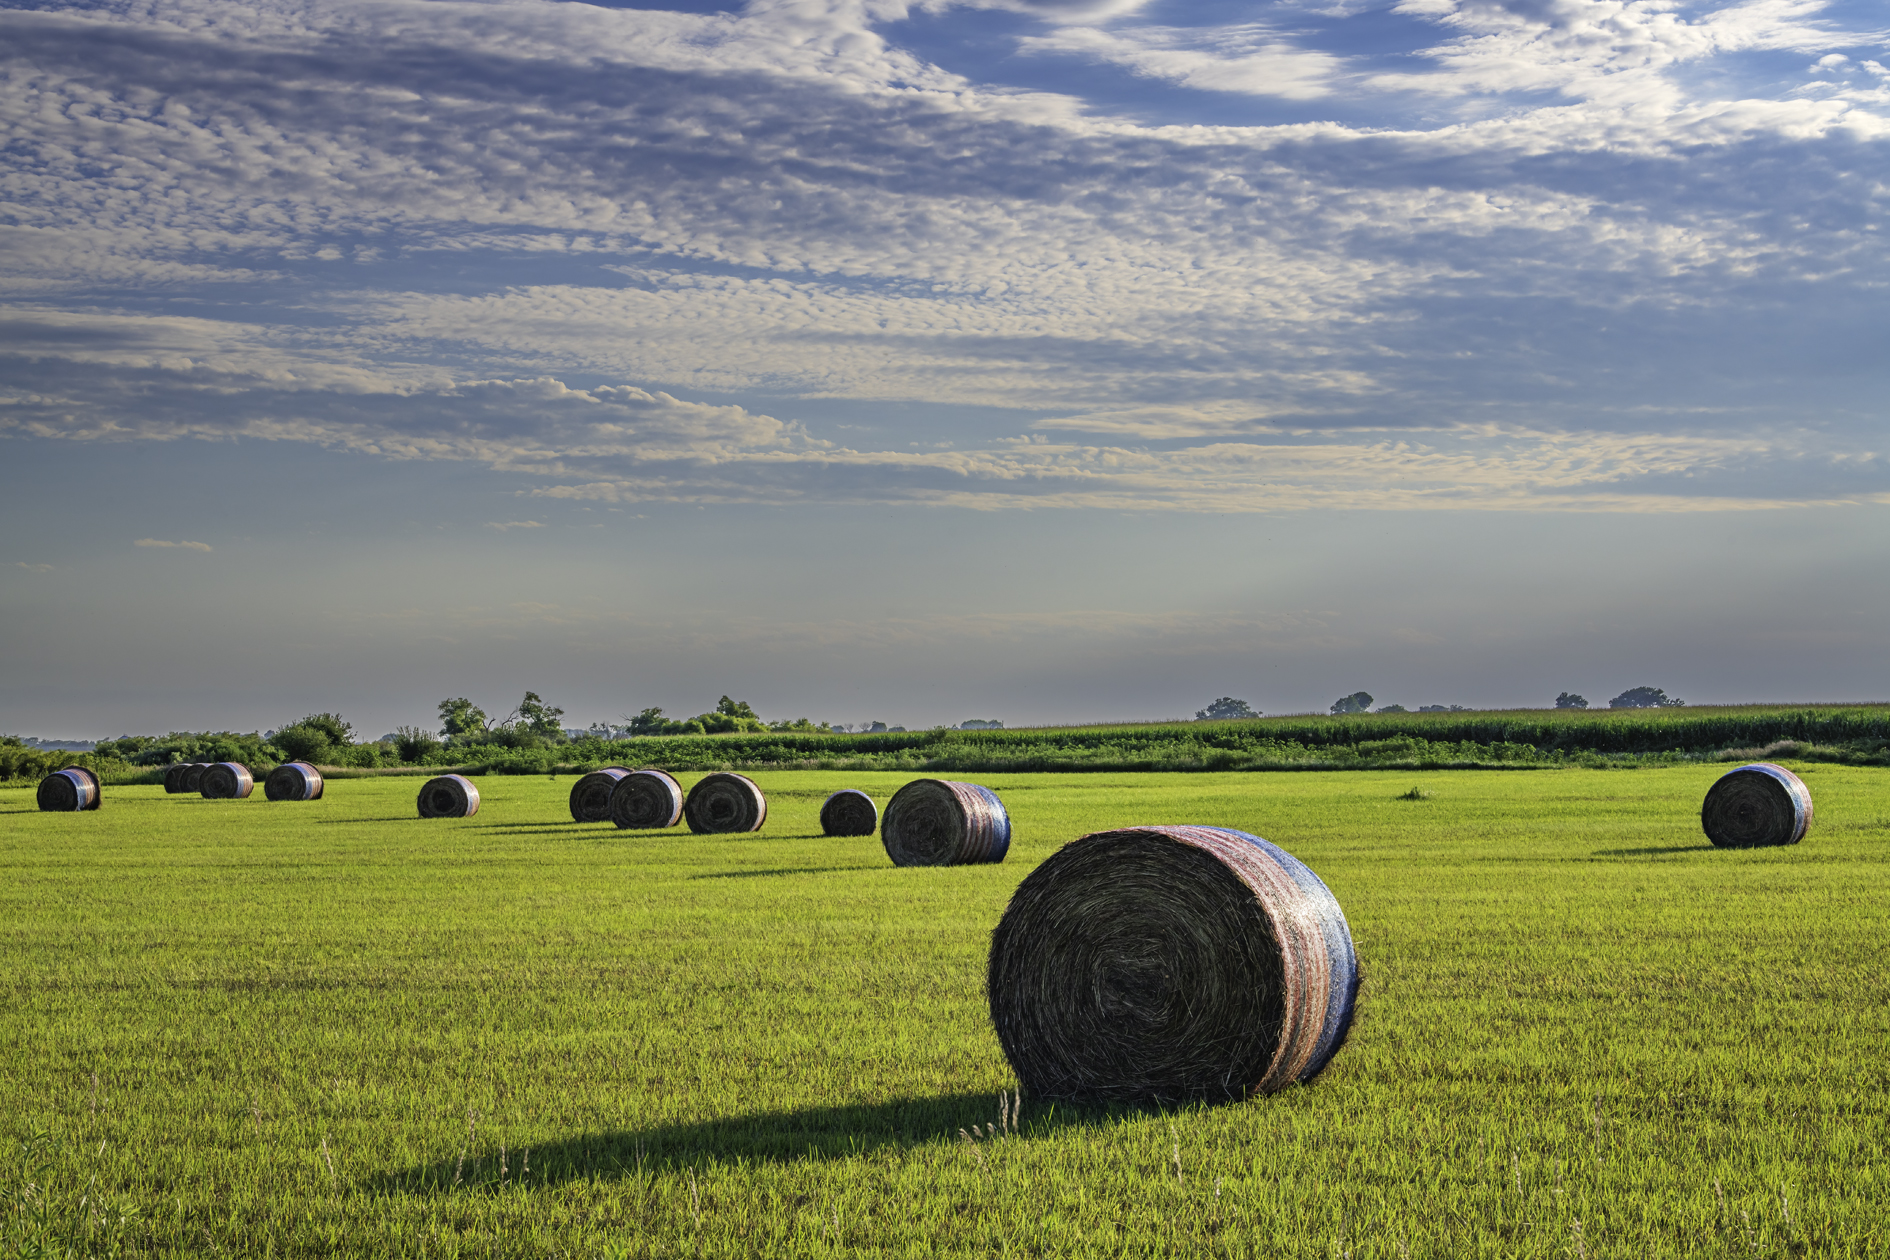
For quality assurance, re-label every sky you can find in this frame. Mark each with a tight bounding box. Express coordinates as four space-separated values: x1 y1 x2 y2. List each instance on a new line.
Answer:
2 0 1887 739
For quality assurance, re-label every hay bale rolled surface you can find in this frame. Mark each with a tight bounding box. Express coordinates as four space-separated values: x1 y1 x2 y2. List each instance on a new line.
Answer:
180 763 209 794
880 779 1009 866
162 762 201 794
987 826 1359 1105
569 766 632 823
820 789 878 837
417 774 480 819
608 769 684 830
200 762 254 800
264 761 324 802
1702 762 1813 848
59 765 102 810
37 768 98 813
683 772 767 834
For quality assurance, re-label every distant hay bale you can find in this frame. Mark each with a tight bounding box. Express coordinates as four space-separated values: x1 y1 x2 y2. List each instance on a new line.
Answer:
37 768 99 813
200 763 254 800
180 763 209 794
683 772 767 834
569 767 632 823
880 779 1010 866
987 826 1360 1105
820 789 878 837
608 769 684 830
417 774 480 819
1701 762 1813 849
264 762 324 802
163 763 203 794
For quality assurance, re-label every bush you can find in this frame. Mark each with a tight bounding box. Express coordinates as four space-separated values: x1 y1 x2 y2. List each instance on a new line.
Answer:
394 726 443 763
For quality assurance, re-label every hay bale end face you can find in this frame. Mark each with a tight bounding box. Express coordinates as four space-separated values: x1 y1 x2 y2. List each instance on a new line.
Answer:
264 762 324 802
820 789 879 837
200 763 254 800
880 779 1010 866
569 767 632 823
1702 762 1813 848
609 769 684 830
162 763 202 794
37 768 98 813
987 826 1359 1105
683 772 767 834
180 763 209 794
417 774 480 819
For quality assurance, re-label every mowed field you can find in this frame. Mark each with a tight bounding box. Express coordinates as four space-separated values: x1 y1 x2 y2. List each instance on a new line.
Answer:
3 768 1888 1258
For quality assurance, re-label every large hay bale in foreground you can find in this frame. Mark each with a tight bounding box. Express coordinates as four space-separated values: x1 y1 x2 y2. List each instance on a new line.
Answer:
37 768 98 812
417 774 480 819
1702 762 1812 848
609 769 684 830
987 826 1359 1105
264 762 324 802
820 789 878 837
569 767 632 823
200 763 254 800
880 779 1009 866
163 763 204 795
683 772 766 834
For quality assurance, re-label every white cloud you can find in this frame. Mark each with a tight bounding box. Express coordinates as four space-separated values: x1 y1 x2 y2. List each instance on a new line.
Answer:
134 538 213 551
1016 24 1343 99
15 561 55 572
484 520 546 530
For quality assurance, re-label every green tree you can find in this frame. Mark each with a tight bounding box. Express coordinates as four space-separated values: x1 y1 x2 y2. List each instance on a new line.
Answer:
1331 691 1374 715
393 726 442 763
1195 697 1259 721
438 697 489 740
626 707 668 736
1609 686 1683 709
1555 692 1589 709
715 696 760 721
511 691 566 737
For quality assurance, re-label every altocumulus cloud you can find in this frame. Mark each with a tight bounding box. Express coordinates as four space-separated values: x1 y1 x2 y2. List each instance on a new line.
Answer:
134 539 214 552
1 0 1887 512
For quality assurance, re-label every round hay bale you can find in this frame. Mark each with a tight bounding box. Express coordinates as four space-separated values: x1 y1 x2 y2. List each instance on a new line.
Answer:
880 779 1009 866
608 769 684 830
987 825 1359 1105
683 772 766 834
417 774 480 819
180 763 208 794
264 761 324 802
163 763 198 794
569 766 632 823
820 789 879 837
60 765 102 811
37 768 97 813
1702 762 1812 848
200 762 254 800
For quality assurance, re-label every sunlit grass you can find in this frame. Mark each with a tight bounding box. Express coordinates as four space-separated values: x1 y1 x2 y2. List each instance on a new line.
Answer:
3 766 1886 1256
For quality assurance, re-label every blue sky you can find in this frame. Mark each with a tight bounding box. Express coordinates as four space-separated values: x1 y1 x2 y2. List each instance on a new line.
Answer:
2 0 1886 737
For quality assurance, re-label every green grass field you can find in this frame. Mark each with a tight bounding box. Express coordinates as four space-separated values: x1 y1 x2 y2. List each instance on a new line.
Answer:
4 767 1888 1257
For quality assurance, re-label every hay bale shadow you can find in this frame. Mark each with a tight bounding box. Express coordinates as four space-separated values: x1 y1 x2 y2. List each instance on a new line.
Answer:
1591 844 1717 856
370 1092 1163 1193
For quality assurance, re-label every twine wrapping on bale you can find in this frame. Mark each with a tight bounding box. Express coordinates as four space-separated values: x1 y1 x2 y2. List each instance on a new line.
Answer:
200 763 254 800
608 769 684 830
37 768 98 813
987 825 1359 1105
180 763 209 794
163 763 200 794
1702 762 1813 848
264 761 325 802
569 767 633 823
880 779 1010 866
60 765 102 811
820 789 879 837
417 774 480 819
683 772 767 834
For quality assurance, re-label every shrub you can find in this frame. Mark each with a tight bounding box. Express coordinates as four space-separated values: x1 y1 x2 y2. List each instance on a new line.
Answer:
394 726 443 763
